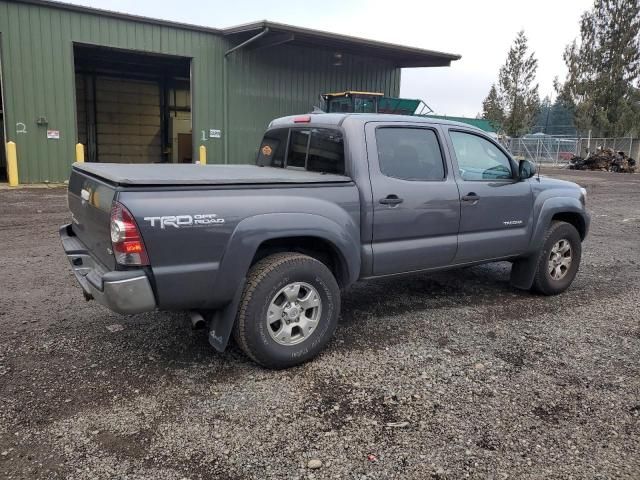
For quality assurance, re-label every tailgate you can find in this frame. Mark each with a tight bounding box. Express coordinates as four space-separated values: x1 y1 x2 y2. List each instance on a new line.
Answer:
68 168 117 270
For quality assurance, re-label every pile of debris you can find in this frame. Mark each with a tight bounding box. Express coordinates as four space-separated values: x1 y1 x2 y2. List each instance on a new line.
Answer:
569 148 636 173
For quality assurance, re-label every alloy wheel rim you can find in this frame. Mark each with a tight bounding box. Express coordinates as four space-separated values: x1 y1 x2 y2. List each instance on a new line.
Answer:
548 239 572 281
266 282 322 346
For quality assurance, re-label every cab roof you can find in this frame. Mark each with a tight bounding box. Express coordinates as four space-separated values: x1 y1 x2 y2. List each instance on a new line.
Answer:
269 113 486 133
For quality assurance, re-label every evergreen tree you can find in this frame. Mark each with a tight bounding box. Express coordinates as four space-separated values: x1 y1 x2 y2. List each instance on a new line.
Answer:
629 86 640 135
481 84 505 131
533 92 577 136
480 31 540 137
498 31 540 136
559 0 640 136
534 96 553 133
550 99 577 136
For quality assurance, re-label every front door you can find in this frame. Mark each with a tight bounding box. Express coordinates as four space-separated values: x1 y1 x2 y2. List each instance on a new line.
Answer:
366 123 461 276
444 128 533 263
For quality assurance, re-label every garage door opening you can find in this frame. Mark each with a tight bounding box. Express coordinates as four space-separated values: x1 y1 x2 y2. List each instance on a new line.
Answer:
74 44 192 164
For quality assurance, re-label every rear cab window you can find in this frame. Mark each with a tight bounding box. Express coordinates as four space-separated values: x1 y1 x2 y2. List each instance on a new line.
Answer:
257 129 288 168
257 127 345 175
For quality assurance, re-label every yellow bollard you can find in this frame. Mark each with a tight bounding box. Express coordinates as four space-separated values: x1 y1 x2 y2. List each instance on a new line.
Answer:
6 141 19 187
199 145 207 165
75 143 85 163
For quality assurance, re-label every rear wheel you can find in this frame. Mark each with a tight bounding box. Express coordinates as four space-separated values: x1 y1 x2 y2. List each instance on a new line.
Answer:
531 221 582 295
233 253 340 369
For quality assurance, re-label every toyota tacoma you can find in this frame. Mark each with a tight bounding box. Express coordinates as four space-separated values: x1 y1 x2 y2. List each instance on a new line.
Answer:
60 113 590 368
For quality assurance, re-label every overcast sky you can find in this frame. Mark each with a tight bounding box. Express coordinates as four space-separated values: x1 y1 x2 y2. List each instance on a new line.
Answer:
64 0 594 117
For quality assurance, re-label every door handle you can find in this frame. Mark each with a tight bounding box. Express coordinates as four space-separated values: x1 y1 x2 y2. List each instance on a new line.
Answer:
461 193 480 204
379 195 404 206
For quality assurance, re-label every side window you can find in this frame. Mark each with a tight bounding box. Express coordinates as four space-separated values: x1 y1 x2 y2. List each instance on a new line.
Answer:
256 128 288 167
449 131 513 181
328 98 351 113
353 97 377 113
375 127 446 181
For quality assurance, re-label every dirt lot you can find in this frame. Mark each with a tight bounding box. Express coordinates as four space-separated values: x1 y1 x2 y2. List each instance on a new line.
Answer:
0 168 638 479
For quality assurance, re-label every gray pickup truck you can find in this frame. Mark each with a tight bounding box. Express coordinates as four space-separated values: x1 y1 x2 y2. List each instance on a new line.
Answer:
61 113 590 368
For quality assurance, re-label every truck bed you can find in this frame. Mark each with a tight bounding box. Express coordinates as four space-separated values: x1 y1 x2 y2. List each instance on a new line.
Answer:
74 163 352 186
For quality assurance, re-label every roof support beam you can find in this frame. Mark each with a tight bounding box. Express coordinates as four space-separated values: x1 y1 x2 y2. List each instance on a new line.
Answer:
224 27 270 57
250 32 295 51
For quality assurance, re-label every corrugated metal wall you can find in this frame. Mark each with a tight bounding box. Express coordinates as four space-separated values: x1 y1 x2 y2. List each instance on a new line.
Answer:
0 0 225 182
226 44 400 164
0 0 401 182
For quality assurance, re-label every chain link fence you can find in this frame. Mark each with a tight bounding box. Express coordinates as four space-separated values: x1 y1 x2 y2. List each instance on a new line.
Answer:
575 137 639 160
503 135 639 166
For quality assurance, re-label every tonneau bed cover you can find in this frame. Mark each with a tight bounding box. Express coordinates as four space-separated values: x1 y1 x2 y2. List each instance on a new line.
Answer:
74 163 352 186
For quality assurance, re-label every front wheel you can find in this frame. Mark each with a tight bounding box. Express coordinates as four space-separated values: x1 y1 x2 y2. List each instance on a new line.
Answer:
233 253 340 369
531 221 582 295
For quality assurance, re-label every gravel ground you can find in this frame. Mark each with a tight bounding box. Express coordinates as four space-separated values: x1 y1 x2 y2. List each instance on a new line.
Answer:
0 168 638 479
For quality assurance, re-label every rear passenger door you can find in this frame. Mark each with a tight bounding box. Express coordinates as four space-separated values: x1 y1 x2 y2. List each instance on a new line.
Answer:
444 128 533 263
365 123 461 276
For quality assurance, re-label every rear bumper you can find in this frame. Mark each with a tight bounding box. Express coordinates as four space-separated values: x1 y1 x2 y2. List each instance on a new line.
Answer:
59 224 156 314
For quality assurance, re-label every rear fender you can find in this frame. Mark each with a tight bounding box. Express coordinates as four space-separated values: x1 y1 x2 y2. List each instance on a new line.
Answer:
206 212 359 351
211 212 361 306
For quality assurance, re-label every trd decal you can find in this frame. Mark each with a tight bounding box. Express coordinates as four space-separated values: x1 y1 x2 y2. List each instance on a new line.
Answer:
144 214 225 229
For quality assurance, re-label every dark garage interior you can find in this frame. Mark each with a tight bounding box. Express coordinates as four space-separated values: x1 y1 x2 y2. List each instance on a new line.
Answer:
74 45 192 164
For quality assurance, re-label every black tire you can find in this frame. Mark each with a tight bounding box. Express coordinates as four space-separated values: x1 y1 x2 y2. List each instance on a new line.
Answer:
233 253 340 369
531 221 582 295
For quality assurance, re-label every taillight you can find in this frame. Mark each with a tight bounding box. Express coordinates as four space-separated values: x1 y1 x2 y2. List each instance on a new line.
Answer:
110 202 149 266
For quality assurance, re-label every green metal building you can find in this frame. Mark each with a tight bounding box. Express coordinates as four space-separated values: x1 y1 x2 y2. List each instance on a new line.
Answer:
0 0 459 183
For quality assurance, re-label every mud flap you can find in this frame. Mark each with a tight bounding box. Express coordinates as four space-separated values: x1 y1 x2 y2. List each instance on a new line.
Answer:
510 255 539 290
207 278 246 352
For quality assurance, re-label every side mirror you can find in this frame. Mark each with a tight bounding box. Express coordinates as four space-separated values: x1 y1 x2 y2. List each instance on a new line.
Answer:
519 159 536 180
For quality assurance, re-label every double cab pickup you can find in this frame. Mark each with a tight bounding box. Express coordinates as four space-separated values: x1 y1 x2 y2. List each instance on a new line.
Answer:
61 113 590 368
